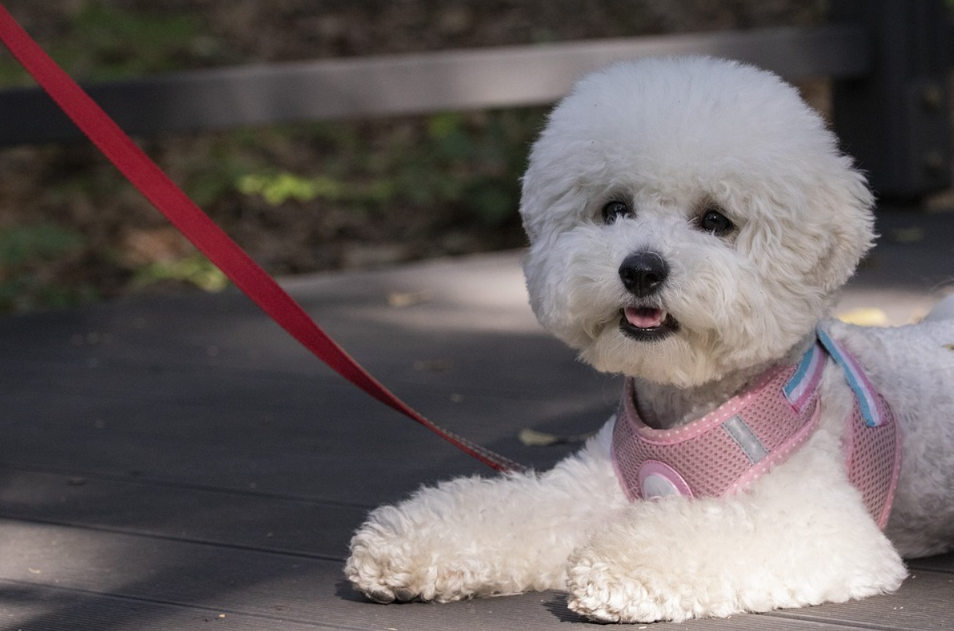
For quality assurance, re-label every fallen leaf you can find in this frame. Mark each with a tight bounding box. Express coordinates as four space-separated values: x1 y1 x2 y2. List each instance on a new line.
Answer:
387 290 432 308
888 226 925 244
836 308 888 327
518 428 596 447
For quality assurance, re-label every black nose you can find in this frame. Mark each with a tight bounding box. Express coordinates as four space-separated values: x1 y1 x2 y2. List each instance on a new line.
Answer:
618 252 669 298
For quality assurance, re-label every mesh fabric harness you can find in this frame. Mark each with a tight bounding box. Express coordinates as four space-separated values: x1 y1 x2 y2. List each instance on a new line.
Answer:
612 331 901 529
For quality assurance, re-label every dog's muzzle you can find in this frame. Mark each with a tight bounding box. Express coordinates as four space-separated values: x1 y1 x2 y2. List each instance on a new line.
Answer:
618 251 678 341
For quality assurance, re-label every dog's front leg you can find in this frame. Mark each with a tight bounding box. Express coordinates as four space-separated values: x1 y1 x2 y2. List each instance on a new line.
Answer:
566 466 907 623
346 423 628 603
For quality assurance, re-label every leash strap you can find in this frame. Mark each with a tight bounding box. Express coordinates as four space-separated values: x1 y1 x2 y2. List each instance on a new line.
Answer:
0 3 525 473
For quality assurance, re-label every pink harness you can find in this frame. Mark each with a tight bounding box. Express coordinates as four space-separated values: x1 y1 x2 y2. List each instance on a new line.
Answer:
611 330 901 529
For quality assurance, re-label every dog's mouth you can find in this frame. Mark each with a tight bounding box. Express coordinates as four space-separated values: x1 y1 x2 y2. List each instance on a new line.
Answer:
619 306 679 341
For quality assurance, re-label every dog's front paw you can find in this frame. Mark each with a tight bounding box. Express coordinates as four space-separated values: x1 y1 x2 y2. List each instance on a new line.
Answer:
345 509 443 604
344 523 412 603
345 504 488 604
565 551 699 623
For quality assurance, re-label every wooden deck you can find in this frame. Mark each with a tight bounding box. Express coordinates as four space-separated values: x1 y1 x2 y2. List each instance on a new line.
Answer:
1 207 953 630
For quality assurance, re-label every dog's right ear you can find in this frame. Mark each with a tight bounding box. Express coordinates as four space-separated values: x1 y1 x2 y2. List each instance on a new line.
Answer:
519 144 588 249
813 161 876 294
518 163 554 247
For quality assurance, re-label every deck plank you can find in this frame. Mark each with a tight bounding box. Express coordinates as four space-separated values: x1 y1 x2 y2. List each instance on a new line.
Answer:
762 570 954 630
0 468 364 559
0 580 337 631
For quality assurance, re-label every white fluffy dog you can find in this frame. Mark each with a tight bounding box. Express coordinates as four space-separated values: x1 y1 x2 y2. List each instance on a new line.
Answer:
344 56 954 622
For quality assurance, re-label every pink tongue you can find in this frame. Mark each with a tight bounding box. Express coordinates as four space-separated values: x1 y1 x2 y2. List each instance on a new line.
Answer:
625 306 664 328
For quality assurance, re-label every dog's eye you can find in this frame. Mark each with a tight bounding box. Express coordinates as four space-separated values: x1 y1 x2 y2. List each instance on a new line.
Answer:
602 201 631 224
699 208 734 236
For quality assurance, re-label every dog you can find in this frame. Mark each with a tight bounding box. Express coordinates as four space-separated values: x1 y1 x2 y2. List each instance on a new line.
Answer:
344 56 954 623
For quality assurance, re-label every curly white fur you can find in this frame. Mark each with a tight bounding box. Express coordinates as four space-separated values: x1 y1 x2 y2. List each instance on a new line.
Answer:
344 56 954 623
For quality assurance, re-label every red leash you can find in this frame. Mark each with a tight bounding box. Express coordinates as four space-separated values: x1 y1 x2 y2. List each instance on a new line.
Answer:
0 4 525 474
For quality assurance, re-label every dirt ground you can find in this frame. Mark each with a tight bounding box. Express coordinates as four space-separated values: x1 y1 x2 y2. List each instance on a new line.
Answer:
0 1 827 311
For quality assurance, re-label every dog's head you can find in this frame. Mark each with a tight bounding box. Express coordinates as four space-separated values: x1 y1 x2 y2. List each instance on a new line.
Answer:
520 56 874 387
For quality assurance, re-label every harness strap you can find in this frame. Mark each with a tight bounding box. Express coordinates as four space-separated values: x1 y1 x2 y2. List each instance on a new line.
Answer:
0 4 525 474
612 335 901 528
817 330 901 528
612 344 825 501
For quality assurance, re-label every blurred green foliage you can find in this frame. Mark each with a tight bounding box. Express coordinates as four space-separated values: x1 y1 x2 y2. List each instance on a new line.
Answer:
0 223 83 266
234 110 539 227
0 2 203 85
133 253 229 292
0 2 541 312
0 223 95 312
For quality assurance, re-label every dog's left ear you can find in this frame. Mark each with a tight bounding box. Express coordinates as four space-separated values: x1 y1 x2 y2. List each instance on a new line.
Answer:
813 161 876 293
